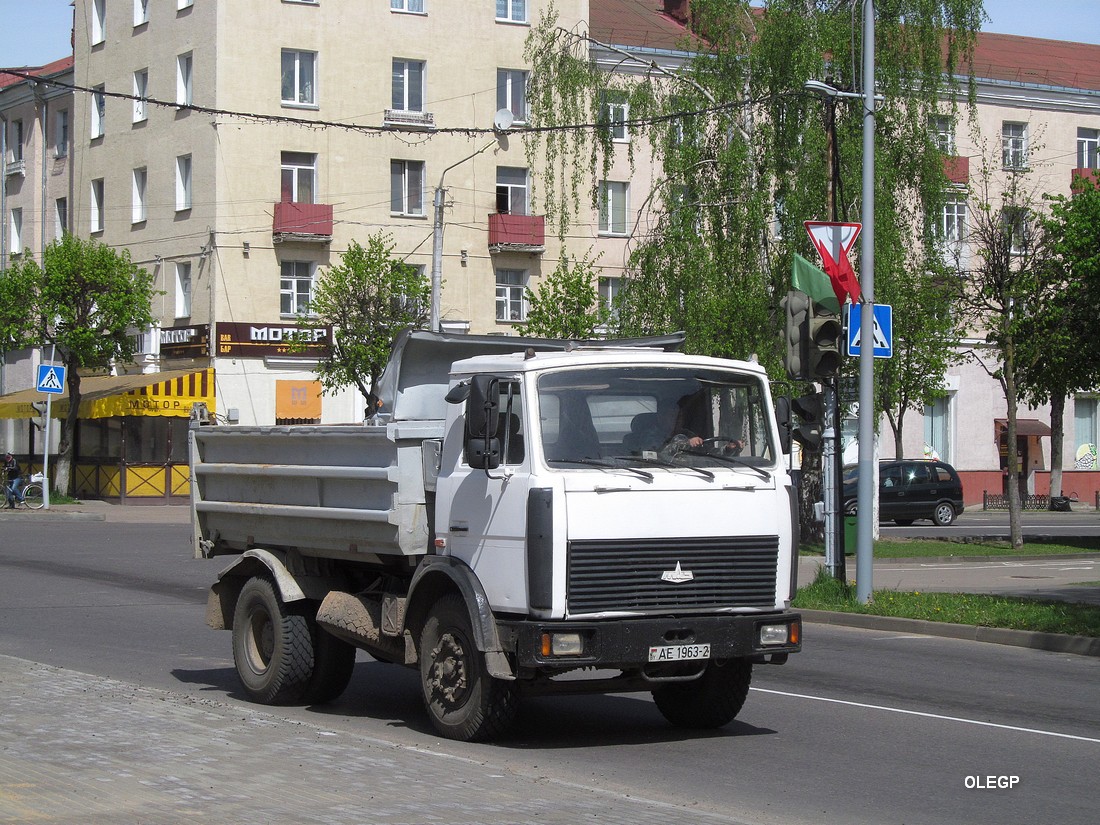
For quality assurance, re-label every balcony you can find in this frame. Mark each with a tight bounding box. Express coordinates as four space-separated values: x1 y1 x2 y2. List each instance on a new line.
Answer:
383 109 435 130
1071 167 1098 192
5 158 26 177
488 213 545 254
943 155 969 185
272 201 333 243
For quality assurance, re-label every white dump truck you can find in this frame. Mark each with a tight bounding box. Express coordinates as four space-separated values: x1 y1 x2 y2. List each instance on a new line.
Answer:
191 330 802 741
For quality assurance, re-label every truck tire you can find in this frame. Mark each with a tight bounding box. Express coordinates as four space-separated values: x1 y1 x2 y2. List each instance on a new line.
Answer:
652 659 752 729
419 594 518 741
232 576 314 705
301 621 356 705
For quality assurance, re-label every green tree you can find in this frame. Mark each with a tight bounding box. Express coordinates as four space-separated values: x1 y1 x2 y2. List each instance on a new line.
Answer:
1016 175 1100 498
956 139 1054 548
299 233 429 414
0 235 156 495
523 250 608 338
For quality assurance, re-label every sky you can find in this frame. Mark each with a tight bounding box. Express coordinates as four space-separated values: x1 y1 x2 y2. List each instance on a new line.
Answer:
0 0 1097 69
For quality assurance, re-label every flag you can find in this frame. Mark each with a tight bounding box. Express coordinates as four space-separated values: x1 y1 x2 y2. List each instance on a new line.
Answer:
791 254 841 313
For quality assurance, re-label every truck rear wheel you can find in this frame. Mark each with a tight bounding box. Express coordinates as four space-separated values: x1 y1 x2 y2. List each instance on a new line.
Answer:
232 576 314 704
419 594 518 741
652 659 752 729
301 621 356 705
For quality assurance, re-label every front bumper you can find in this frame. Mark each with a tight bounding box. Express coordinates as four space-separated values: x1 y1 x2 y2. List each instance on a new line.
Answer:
498 611 801 670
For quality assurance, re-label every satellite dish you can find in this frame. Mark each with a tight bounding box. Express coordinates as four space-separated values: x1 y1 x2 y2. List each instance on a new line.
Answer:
493 108 515 132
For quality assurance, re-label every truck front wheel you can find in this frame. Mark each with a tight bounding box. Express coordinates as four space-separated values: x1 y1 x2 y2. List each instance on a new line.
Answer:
419 594 518 741
652 658 752 729
232 576 314 704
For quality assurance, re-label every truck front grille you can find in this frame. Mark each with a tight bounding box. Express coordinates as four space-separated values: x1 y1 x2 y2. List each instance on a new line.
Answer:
566 535 779 614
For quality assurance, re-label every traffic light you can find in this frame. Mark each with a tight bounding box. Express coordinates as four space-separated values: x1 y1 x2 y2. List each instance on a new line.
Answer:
781 290 811 380
790 392 824 451
807 303 842 378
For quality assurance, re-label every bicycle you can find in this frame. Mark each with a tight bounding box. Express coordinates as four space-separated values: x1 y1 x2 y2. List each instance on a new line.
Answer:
7 472 45 510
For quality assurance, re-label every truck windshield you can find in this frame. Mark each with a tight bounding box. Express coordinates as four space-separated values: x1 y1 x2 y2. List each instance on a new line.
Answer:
537 366 776 470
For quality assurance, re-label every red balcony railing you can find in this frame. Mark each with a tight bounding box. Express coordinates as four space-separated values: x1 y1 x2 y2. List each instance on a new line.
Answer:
488 213 545 252
273 201 333 239
1071 168 1098 192
943 155 969 185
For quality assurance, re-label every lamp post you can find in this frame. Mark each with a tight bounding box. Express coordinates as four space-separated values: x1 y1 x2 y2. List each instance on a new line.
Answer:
430 139 498 332
803 0 877 602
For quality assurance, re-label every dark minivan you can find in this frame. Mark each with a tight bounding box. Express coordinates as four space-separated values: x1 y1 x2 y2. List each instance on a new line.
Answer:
843 459 965 526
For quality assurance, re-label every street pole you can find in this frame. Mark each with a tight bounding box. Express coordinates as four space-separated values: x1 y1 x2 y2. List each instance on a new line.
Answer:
42 344 55 510
429 139 498 333
856 0 877 603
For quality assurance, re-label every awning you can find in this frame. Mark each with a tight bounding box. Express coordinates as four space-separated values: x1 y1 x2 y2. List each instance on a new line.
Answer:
995 418 1052 437
0 368 215 419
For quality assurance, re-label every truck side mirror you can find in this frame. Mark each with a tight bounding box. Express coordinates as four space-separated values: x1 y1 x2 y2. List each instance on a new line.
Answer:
465 375 501 470
775 396 792 455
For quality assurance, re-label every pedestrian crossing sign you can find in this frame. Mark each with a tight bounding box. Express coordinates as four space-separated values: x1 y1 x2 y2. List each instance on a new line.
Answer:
36 364 66 394
845 304 893 358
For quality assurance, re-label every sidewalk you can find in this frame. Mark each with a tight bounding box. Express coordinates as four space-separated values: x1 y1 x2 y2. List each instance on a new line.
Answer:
0 498 190 524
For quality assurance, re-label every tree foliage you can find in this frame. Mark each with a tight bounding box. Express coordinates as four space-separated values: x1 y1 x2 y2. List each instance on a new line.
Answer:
523 250 608 338
0 235 156 494
298 232 429 414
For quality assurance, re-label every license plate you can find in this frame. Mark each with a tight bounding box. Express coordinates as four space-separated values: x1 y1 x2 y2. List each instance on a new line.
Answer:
648 643 710 662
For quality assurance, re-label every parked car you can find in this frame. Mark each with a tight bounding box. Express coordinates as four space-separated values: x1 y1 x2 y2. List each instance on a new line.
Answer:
842 459 965 526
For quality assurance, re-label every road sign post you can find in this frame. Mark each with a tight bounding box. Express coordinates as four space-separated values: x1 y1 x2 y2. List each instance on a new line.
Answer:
36 360 65 510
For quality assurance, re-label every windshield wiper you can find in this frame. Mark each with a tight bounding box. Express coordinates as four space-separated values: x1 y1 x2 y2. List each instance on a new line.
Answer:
625 453 715 481
548 457 654 481
681 449 771 481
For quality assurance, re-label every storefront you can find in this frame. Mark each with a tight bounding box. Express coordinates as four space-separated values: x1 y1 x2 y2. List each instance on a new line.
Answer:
0 368 215 502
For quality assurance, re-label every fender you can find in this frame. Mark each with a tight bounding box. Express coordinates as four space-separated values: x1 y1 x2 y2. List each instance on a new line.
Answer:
406 556 514 680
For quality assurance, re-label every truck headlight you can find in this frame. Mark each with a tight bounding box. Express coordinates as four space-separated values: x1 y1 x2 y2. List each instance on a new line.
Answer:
541 632 584 657
759 623 792 646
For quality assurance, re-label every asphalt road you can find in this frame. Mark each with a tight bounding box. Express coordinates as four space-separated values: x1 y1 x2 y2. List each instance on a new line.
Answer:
879 507 1100 540
1 518 1098 824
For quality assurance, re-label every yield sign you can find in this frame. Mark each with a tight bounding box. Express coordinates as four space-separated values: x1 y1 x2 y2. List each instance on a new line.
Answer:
804 221 862 305
804 221 861 270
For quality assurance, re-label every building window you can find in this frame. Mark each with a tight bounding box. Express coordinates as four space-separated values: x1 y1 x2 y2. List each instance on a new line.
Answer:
496 268 527 322
1001 206 1030 254
599 276 622 320
177 52 193 106
132 167 147 223
175 262 192 318
923 396 952 464
281 260 314 316
497 69 527 124
1074 397 1098 469
390 159 425 216
133 70 148 122
9 119 23 163
55 109 69 157
134 0 149 27
598 180 629 236
392 59 425 112
176 155 192 211
939 192 967 245
10 208 22 255
391 0 425 12
496 0 526 23
1002 122 1028 170
1078 127 1100 170
92 86 106 139
600 92 629 142
280 152 316 203
92 0 106 45
281 50 317 106
55 198 68 238
496 167 528 215
90 179 105 233
931 115 955 154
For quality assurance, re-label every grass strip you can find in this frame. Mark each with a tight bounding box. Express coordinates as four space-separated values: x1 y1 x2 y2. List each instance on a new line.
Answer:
802 537 1100 559
793 568 1100 637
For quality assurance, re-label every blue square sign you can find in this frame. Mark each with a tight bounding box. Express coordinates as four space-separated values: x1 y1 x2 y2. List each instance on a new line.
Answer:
846 304 893 358
36 364 67 394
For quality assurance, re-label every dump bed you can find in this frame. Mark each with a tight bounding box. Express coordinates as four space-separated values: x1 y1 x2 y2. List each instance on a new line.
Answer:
190 421 440 560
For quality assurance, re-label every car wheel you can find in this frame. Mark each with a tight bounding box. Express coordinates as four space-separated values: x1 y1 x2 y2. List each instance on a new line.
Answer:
932 502 956 526
844 499 857 515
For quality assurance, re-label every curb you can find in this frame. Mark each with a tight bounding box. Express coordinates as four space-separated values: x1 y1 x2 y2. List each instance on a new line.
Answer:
0 509 105 521
801 608 1100 657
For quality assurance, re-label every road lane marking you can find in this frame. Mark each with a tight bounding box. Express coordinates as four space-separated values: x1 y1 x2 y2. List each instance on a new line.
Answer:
751 687 1100 743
